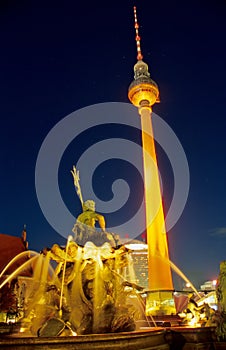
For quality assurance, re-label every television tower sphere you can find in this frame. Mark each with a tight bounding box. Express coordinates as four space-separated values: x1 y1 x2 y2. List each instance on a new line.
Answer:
128 59 159 108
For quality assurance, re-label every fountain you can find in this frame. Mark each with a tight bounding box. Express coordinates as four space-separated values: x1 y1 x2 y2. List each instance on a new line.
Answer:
0 238 169 349
0 166 169 349
0 232 224 349
0 165 224 349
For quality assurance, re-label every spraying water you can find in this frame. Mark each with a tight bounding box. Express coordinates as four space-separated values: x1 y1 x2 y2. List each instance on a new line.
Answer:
0 250 39 279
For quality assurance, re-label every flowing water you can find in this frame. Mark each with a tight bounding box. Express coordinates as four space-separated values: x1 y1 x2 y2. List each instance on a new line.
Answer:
0 250 39 278
169 260 201 298
0 236 205 336
0 255 38 290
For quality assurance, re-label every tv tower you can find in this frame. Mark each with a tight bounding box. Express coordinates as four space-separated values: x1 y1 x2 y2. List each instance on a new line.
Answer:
128 7 175 315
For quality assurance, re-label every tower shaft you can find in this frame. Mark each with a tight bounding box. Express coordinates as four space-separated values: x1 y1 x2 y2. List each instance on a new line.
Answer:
140 106 173 291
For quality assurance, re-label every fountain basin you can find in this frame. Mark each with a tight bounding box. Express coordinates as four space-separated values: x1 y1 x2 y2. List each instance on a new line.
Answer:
166 326 217 349
0 329 169 350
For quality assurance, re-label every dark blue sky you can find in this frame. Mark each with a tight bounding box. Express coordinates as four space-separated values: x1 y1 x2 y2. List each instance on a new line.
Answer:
0 0 226 289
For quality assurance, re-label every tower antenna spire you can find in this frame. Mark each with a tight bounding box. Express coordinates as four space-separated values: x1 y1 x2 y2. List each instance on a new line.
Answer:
133 6 143 61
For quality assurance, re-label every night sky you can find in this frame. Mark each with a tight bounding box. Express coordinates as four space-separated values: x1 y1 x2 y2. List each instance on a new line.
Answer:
0 0 226 289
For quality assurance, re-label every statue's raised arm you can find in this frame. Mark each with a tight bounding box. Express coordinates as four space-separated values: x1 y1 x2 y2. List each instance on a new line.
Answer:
71 165 83 205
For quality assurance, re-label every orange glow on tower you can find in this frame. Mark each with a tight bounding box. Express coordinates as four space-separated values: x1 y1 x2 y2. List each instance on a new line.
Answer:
128 7 175 314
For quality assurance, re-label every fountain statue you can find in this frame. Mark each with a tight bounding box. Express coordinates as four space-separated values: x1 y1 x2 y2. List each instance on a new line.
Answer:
0 167 143 337
215 260 226 341
178 294 216 327
71 166 119 247
20 239 140 336
0 166 137 336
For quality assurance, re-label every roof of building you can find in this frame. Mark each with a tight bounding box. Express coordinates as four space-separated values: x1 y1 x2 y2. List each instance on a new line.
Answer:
0 231 32 277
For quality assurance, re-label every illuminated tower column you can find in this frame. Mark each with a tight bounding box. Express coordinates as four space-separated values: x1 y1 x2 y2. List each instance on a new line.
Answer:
128 7 175 315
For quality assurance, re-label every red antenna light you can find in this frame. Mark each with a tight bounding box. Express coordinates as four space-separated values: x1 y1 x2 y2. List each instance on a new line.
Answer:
133 6 143 61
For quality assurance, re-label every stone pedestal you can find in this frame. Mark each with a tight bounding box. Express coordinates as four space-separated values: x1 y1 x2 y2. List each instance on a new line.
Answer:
146 290 176 316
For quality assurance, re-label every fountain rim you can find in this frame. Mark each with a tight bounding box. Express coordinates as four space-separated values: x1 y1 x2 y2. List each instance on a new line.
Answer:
0 328 167 344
